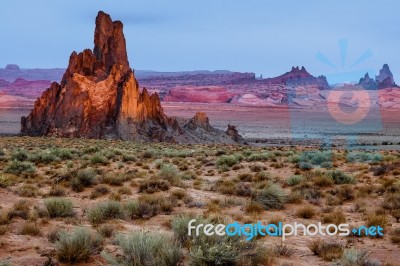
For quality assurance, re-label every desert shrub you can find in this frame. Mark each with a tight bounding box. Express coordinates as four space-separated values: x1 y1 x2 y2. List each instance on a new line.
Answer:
189 233 273 266
97 224 115 238
298 151 333 169
122 153 137 162
87 200 125 225
139 178 170 193
0 173 14 188
313 174 334 187
244 201 265 214
0 260 11 266
322 209 346 225
90 185 110 199
124 200 140 219
29 151 59 163
16 184 39 197
56 227 101 264
158 164 182 186
102 173 124 186
44 198 74 218
102 231 182 266
171 215 206 245
390 228 400 244
332 184 355 202
8 200 30 220
274 243 294 257
137 194 173 218
51 148 73 160
4 160 35 174
286 175 304 186
76 168 97 186
252 184 287 210
237 172 253 182
216 155 239 168
90 153 107 164
382 193 400 210
326 170 355 184
340 248 378 266
296 206 315 219
347 152 382 163
11 148 28 161
19 222 41 236
0 210 10 225
365 214 388 228
246 152 271 162
308 239 343 261
48 186 67 197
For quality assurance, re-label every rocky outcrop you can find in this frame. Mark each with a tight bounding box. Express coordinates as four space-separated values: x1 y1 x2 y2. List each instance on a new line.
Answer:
262 66 329 89
376 64 396 89
185 112 214 131
21 11 179 142
20 11 244 144
359 73 377 90
226 125 245 143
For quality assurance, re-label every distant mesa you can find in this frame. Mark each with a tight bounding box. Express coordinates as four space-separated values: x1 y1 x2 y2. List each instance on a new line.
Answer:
164 86 235 103
20 11 243 144
261 66 329 89
5 64 20 71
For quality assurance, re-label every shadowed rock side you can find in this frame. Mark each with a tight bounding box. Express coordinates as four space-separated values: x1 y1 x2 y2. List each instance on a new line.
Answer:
21 11 243 144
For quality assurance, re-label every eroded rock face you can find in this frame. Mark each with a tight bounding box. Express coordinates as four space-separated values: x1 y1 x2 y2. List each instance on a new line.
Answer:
376 64 395 89
185 112 214 131
21 11 177 142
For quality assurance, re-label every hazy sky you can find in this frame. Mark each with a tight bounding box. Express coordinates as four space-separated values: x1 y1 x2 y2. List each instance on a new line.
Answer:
0 0 399 83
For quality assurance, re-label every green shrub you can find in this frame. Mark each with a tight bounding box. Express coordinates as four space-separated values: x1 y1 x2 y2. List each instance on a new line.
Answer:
44 198 74 218
189 233 273 266
11 148 28 161
4 160 36 174
158 164 181 186
56 227 101 263
90 153 107 164
326 170 355 184
216 155 239 167
0 174 14 188
252 184 287 210
139 178 170 193
340 248 378 266
124 200 140 219
286 175 304 186
87 201 124 224
102 231 182 266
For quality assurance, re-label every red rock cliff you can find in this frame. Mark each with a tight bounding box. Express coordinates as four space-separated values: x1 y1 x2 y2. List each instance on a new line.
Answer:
21 11 177 141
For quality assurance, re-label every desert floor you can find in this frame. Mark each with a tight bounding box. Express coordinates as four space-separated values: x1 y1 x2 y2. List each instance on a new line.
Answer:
0 137 400 265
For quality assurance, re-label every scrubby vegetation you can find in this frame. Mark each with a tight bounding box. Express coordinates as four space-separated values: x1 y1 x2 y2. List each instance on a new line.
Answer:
0 137 395 264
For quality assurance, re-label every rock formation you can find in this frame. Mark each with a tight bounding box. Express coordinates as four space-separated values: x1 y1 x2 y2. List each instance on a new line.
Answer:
262 66 329 89
376 64 396 89
20 11 244 144
21 11 179 142
185 112 214 131
358 73 377 90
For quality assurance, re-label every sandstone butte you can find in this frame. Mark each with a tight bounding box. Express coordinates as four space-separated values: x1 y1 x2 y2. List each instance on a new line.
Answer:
21 11 244 144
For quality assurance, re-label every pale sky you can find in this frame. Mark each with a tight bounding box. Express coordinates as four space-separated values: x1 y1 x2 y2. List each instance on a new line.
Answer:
0 0 399 83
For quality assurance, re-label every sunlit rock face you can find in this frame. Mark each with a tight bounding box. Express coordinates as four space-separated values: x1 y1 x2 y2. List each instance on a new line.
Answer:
21 11 178 142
